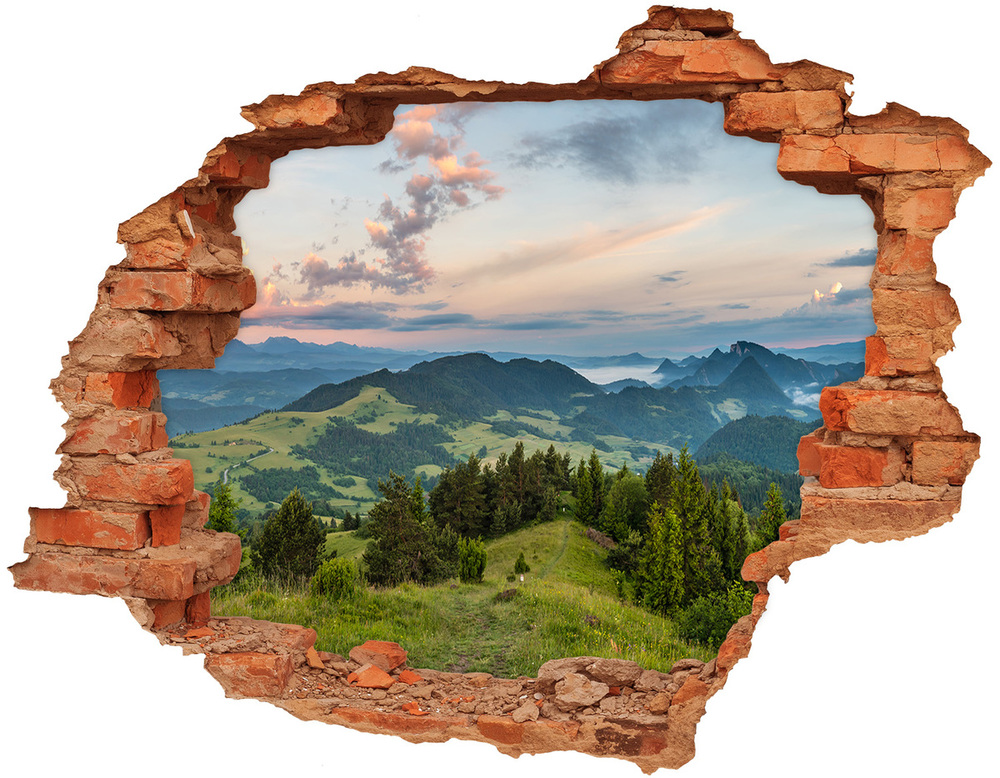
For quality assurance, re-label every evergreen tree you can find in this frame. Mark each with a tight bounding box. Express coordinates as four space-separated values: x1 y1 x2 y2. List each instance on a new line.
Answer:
428 454 487 537
600 471 650 542
364 472 447 586
575 458 594 525
645 451 675 507
253 488 325 579
755 482 787 551
639 502 684 614
588 449 606 522
207 481 242 536
671 446 723 603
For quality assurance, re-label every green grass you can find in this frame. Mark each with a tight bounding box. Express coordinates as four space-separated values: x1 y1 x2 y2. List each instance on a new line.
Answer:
214 518 713 677
324 530 369 561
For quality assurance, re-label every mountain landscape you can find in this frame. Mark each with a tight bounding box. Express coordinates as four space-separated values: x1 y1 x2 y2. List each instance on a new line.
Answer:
163 337 851 520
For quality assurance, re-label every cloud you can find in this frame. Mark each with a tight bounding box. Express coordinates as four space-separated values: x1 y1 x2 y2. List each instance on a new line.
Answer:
818 247 877 267
720 303 751 310
656 272 686 283
242 299 398 331
508 101 719 184
467 206 726 282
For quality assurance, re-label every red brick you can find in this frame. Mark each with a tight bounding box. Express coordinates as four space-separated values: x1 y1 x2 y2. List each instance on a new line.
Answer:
800 494 959 540
600 39 781 85
204 652 293 698
76 459 194 505
107 270 194 311
866 335 935 376
797 433 823 477
186 590 211 625
10 552 195 600
838 134 939 173
911 439 980 485
477 714 524 745
872 287 959 333
876 231 936 275
70 313 180 367
238 153 271 189
671 675 709 705
936 134 974 170
674 8 733 32
883 187 956 231
151 599 187 629
83 371 158 409
183 490 211 528
203 149 241 182
724 91 842 140
819 387 965 436
122 238 189 270
777 135 850 177
150 504 185 546
191 271 256 312
817 444 904 488
60 411 167 455
30 507 150 550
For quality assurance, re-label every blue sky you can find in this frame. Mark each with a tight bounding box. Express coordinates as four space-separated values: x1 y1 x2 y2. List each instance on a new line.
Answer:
236 99 876 357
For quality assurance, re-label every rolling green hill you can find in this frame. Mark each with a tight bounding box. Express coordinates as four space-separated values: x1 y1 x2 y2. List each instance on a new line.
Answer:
217 517 714 676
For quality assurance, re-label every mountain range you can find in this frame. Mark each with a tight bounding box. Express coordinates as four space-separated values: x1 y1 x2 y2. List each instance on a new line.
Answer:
159 337 864 437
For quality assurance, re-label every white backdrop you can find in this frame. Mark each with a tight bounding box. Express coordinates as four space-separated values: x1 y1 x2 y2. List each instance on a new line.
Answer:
3 3 996 776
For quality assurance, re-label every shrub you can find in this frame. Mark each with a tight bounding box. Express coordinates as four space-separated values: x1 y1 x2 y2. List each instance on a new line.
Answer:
310 557 358 601
674 582 754 649
458 537 487 583
513 551 531 575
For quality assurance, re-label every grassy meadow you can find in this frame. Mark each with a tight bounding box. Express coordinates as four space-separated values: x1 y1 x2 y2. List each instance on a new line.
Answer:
213 518 713 677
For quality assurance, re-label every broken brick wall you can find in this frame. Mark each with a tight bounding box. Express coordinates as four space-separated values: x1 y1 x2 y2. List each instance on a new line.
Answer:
4 3 997 777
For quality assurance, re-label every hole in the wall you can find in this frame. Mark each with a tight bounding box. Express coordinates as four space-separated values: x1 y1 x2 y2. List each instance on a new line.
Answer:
7 4 988 768
161 96 877 679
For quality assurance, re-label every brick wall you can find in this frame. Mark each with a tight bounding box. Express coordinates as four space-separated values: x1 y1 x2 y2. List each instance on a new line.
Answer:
7 5 989 772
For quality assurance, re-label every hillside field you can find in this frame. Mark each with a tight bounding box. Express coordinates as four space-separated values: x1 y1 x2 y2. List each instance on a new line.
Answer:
215 517 715 677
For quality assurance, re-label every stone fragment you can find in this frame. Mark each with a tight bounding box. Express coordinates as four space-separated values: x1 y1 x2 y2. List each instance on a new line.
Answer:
348 640 407 671
797 433 823 477
512 700 540 723
204 652 293 698
647 692 672 715
635 669 671 692
60 411 168 455
398 669 424 685
186 590 211 625
402 701 429 716
883 187 956 231
585 658 643 687
348 663 394 689
554 673 610 712
536 656 599 692
669 658 704 674
306 646 325 669
671 676 709 706
724 90 843 140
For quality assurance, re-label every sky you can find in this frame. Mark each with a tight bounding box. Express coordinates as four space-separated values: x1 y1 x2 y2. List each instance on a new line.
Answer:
235 99 877 357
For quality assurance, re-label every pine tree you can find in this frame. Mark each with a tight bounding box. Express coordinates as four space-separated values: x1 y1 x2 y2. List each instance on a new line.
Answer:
254 488 325 580
640 502 683 614
645 451 675 507
755 482 787 550
671 446 723 603
575 458 594 525
207 480 242 536
588 449 606 521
